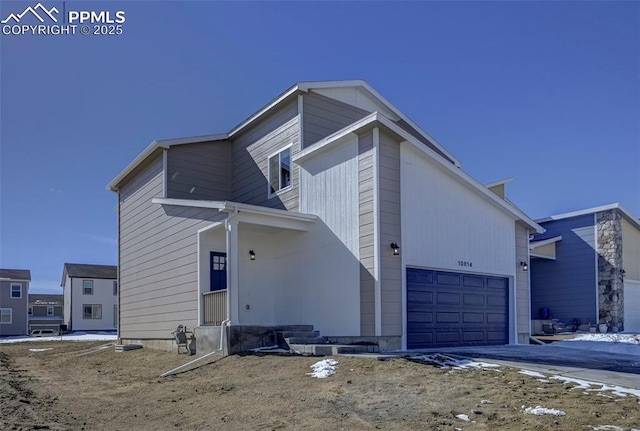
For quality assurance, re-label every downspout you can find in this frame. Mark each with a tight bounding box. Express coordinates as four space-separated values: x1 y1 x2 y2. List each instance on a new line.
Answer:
160 319 229 378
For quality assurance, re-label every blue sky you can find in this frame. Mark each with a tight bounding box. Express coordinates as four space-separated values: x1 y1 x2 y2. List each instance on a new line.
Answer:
1 1 638 294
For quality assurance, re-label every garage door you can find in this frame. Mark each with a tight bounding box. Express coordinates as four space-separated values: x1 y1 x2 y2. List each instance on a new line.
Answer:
407 268 509 349
624 280 640 332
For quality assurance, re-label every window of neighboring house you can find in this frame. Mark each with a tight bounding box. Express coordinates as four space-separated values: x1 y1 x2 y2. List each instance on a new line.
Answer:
83 280 93 295
83 304 102 319
10 283 21 299
47 306 54 316
28 307 33 316
268 146 292 196
0 308 11 324
113 281 118 296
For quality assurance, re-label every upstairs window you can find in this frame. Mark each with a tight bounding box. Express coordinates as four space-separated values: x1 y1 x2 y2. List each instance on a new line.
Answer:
83 280 93 295
10 283 21 299
47 306 54 316
28 307 33 316
268 146 292 196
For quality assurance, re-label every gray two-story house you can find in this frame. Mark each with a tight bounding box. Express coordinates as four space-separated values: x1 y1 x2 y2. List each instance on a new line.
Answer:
29 294 64 334
108 80 543 354
0 269 30 336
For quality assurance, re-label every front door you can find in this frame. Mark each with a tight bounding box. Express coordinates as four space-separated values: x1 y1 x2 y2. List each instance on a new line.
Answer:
210 252 227 291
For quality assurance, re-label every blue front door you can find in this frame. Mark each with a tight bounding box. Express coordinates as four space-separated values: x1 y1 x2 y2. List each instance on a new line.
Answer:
210 252 227 291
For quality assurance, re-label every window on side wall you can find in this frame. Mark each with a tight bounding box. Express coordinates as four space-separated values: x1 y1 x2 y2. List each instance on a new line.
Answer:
28 307 33 316
10 283 21 299
83 280 93 295
268 146 292 196
47 306 54 316
0 308 12 324
83 304 102 319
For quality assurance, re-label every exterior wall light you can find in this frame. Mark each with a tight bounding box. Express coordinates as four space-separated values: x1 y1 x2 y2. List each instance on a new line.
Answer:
520 261 528 271
249 250 256 261
390 242 400 256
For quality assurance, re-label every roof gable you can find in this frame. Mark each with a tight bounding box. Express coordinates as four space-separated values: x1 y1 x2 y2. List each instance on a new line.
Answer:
62 263 117 284
0 269 31 281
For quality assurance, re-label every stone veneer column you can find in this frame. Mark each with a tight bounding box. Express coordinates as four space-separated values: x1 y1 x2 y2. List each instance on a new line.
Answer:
596 210 624 332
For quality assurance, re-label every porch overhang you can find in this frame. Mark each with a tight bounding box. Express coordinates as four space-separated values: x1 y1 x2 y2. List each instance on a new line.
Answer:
151 198 317 231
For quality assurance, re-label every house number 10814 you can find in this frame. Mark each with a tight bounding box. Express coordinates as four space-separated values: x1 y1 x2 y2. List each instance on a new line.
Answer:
458 261 473 267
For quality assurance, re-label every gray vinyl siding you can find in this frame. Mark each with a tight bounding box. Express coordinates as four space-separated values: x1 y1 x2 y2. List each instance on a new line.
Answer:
358 131 375 336
531 214 597 325
0 280 28 335
378 132 402 336
231 99 300 211
166 141 232 201
31 305 63 317
118 153 226 339
303 92 369 148
515 222 531 342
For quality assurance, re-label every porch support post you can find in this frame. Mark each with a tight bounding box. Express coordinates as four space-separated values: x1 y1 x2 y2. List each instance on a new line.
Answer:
226 218 240 325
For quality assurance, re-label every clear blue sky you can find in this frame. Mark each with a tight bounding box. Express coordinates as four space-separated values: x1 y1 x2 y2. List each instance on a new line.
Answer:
1 1 638 293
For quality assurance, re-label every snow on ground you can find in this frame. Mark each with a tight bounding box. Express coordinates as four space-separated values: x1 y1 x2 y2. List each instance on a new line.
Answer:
556 334 640 356
0 332 117 344
518 370 546 378
29 348 53 352
588 426 624 431
523 405 566 416
455 414 470 421
412 353 501 370
551 376 640 398
307 359 338 378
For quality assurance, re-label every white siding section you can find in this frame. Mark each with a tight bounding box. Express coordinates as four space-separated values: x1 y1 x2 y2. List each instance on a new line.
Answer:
299 134 360 257
400 142 517 276
70 278 118 331
624 279 640 332
622 219 640 281
63 277 71 329
515 222 531 343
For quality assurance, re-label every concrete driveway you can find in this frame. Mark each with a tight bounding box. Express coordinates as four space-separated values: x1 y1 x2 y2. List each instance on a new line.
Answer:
411 344 640 390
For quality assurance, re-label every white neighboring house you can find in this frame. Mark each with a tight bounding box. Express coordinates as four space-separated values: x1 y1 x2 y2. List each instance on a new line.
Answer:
61 263 118 332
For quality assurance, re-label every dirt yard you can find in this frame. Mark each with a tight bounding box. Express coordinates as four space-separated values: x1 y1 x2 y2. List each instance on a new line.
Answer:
1 341 639 430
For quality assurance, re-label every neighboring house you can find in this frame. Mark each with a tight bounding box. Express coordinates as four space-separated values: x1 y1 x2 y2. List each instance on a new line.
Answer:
0 269 30 336
107 80 543 353
530 203 640 333
61 263 118 332
28 294 64 334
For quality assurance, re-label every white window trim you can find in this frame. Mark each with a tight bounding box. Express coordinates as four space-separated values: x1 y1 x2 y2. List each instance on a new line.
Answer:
83 280 94 295
83 304 102 319
0 308 12 324
10 283 21 299
47 306 54 316
267 144 293 198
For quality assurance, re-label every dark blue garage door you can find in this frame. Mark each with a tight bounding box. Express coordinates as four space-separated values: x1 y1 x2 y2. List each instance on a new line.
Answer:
407 268 509 349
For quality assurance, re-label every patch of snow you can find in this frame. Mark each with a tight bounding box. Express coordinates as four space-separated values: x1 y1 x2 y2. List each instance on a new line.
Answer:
0 332 117 344
551 376 640 398
29 348 53 352
250 345 290 354
523 406 566 416
307 359 338 379
413 353 500 370
589 426 624 431
519 369 546 378
456 414 470 421
570 334 640 344
480 399 493 404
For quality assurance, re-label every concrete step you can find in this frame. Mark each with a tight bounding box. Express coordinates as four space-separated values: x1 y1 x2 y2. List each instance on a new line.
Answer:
272 325 314 332
289 344 379 356
279 330 320 338
285 336 327 344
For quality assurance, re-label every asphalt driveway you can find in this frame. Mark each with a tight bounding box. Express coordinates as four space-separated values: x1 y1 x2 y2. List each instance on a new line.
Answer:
412 343 640 389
